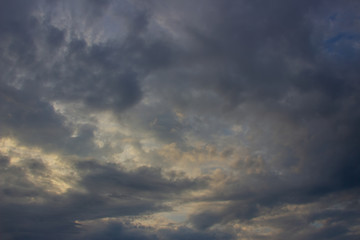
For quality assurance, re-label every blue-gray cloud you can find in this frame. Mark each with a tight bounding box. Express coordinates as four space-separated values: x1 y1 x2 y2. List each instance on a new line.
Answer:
1 0 360 239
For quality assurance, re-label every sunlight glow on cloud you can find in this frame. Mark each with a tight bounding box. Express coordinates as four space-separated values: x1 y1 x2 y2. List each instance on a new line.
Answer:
0 138 76 194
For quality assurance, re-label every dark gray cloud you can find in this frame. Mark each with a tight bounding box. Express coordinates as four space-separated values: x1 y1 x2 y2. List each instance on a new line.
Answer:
0 85 70 149
0 0 173 115
0 84 99 155
77 160 207 199
1 0 360 239
0 0 174 154
77 221 235 240
80 222 158 240
0 157 206 239
158 226 234 240
152 0 360 229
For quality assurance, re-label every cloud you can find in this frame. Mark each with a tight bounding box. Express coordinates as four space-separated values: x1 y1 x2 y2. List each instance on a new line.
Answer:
158 226 234 240
0 155 207 239
77 160 207 199
1 0 360 239
80 222 158 240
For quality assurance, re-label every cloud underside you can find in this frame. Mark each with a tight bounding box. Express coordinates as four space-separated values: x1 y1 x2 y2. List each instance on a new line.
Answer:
1 0 360 239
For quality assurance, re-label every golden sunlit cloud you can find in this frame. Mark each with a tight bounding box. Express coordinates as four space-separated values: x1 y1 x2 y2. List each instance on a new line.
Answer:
0 138 77 194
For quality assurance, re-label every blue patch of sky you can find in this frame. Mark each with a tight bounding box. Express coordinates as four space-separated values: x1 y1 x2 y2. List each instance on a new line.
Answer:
311 221 324 229
323 32 360 60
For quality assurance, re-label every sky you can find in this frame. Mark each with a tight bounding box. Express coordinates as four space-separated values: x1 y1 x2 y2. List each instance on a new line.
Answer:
0 0 360 239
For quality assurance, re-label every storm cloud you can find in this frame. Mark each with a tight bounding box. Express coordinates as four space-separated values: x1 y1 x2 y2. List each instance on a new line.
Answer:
1 0 360 239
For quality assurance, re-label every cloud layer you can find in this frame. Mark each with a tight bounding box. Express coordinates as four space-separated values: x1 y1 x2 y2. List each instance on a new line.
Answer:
1 0 360 239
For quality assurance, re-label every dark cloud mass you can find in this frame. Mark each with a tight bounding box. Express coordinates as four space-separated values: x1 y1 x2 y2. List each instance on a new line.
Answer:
0 0 360 239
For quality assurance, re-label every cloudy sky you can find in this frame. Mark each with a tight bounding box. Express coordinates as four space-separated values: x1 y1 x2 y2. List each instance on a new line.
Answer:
1 0 360 239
